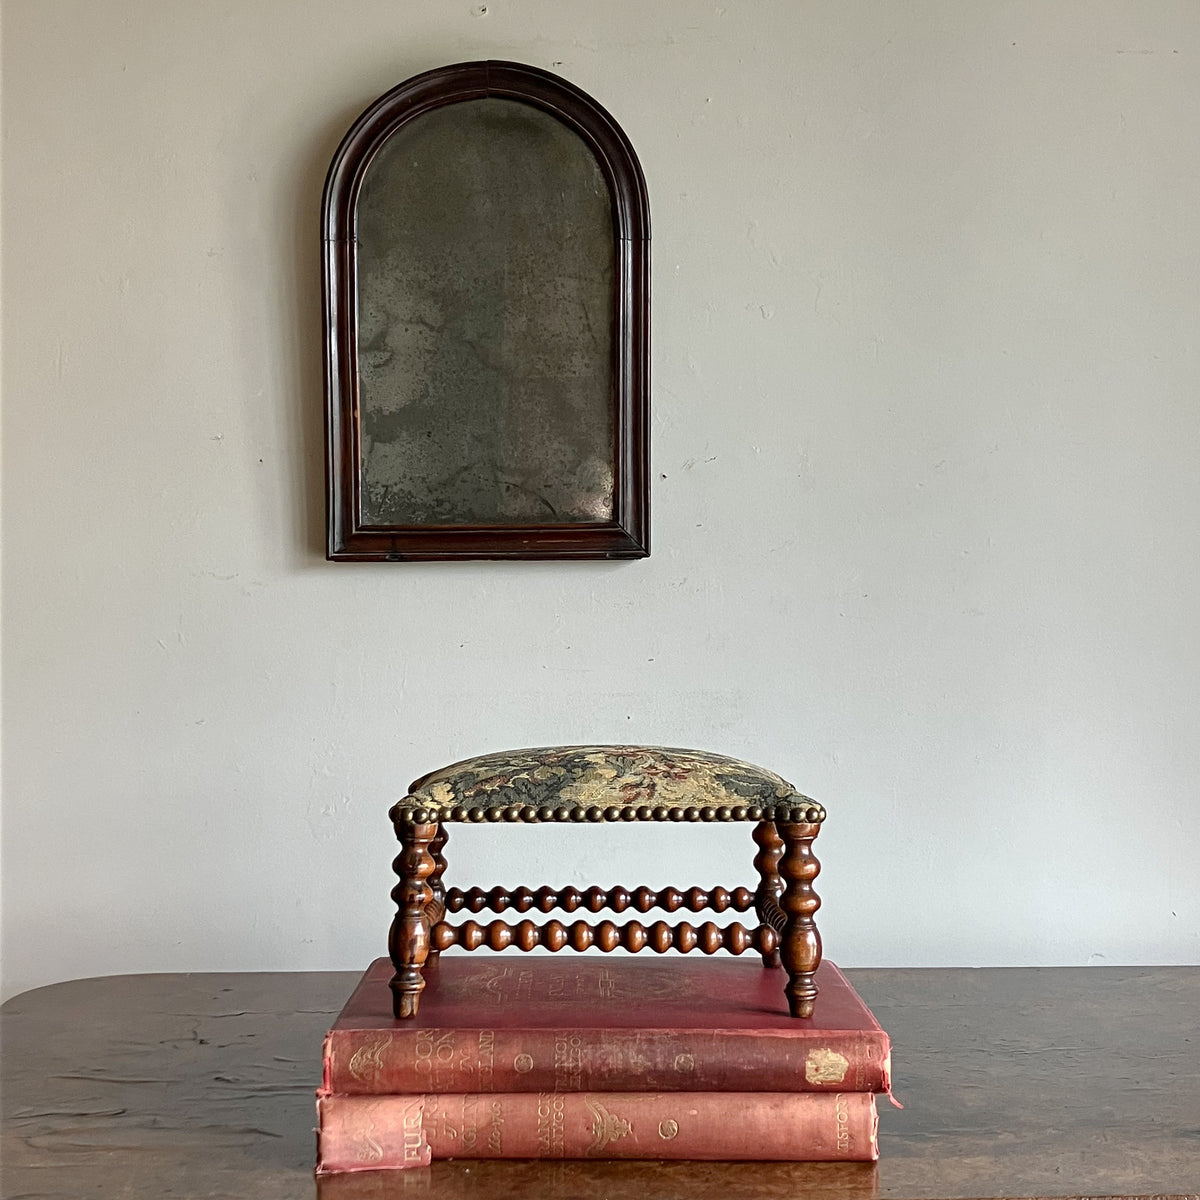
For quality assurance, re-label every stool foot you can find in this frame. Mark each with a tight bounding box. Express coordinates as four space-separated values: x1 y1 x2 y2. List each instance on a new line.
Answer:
752 820 784 968
389 820 437 1019
777 820 822 1018
391 980 424 1019
786 974 819 1018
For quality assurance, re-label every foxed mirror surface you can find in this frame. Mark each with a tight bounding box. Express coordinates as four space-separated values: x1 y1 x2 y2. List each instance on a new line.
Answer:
355 97 616 527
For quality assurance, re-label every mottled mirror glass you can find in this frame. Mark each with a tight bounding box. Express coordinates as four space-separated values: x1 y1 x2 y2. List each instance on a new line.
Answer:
354 97 615 527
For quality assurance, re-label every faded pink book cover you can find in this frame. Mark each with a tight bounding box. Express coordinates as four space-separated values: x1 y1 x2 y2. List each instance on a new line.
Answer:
316 1090 880 1170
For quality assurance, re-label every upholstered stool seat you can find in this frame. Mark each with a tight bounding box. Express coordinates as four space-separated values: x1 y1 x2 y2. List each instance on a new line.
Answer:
402 745 826 824
388 745 826 1019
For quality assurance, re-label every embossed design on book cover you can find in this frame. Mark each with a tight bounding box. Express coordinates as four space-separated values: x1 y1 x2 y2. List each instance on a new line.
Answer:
448 961 693 1005
805 1047 849 1084
350 1123 384 1165
585 1097 633 1154
347 1034 393 1086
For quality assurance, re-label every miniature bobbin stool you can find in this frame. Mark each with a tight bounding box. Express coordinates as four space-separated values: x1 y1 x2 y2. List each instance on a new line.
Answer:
388 746 825 1020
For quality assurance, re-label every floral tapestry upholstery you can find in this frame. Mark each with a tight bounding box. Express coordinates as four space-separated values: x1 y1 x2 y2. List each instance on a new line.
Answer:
393 745 823 824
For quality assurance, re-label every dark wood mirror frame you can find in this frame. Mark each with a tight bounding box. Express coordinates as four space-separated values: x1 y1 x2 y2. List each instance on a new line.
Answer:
322 61 650 561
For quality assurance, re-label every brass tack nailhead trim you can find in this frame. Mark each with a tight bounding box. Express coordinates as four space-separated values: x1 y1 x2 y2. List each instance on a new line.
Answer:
393 798 826 825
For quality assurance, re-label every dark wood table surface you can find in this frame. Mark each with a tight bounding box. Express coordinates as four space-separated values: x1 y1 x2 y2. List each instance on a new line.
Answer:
2 964 1197 1199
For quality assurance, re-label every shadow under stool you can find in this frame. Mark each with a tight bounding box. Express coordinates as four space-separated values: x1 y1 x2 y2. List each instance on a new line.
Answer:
388 745 826 1020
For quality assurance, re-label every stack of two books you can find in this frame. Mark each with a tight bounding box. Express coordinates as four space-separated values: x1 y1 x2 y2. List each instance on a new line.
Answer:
316 955 890 1171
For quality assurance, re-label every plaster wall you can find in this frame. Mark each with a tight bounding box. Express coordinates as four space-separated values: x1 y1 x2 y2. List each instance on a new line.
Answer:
3 0 1198 998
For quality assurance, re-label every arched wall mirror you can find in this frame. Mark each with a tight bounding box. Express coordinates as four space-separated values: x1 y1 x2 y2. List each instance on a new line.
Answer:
322 61 650 561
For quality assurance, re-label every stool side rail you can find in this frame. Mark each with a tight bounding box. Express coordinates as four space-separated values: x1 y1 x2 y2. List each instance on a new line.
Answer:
429 915 779 955
442 883 757 916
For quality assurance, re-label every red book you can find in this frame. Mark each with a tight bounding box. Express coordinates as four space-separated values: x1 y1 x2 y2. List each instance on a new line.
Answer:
315 1090 879 1170
323 957 890 1095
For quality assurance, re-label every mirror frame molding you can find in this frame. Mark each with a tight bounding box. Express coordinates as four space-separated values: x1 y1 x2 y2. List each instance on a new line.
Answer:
322 60 650 561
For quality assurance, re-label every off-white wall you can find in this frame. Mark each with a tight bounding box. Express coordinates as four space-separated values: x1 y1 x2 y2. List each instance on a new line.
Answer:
3 1 1198 1001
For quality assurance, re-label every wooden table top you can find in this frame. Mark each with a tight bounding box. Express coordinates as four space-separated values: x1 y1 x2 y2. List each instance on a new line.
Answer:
2 964 1197 1199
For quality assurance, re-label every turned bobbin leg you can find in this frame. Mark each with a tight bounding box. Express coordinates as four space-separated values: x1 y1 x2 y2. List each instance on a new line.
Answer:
389 820 437 1019
777 821 822 1018
752 820 784 968
424 824 449 963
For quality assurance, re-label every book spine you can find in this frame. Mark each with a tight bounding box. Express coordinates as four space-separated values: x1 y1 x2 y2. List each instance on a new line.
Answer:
325 1028 890 1094
316 1091 878 1171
